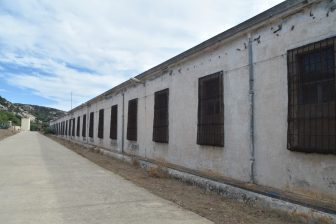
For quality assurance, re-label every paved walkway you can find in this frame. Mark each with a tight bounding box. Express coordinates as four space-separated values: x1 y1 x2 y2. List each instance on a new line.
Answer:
0 132 211 224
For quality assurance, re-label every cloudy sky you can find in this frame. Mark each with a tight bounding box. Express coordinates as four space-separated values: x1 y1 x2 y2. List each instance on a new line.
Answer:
0 0 283 111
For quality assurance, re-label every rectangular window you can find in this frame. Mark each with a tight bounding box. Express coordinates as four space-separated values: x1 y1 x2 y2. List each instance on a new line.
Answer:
197 71 224 146
76 116 80 137
127 98 138 141
65 120 68 136
98 109 104 139
69 119 71 136
287 37 335 154
153 89 169 143
89 112 94 138
72 118 75 136
110 105 118 139
82 114 86 137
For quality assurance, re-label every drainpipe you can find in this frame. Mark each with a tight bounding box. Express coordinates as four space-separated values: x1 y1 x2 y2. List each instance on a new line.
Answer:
121 92 125 154
248 33 256 184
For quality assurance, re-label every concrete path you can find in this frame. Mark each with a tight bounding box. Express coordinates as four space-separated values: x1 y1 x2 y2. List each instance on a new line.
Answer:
0 132 211 224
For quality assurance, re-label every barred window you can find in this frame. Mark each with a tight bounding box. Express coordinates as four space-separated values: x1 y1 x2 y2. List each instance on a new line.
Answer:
197 71 224 147
110 105 118 139
72 118 75 136
153 89 169 143
89 112 94 138
76 116 80 137
98 109 104 139
287 37 335 154
65 120 68 136
82 114 86 137
127 98 138 141
69 119 72 136
69 119 71 136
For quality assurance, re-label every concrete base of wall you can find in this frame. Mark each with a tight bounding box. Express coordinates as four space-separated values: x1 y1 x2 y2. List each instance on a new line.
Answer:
57 136 336 224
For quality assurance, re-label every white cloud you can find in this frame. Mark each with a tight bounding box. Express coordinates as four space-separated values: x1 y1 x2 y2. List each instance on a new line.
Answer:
0 0 284 110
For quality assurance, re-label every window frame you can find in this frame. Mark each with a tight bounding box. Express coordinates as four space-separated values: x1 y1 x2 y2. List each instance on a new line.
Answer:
127 98 138 141
153 88 169 143
76 116 80 137
287 36 336 154
197 71 224 147
110 105 118 140
82 114 86 137
89 112 94 138
98 109 104 139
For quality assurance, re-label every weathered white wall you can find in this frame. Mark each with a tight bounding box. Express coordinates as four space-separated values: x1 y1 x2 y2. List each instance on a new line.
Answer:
252 0 336 201
51 0 336 202
21 118 30 131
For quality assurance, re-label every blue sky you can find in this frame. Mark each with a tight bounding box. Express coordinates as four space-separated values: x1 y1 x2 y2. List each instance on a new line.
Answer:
0 0 283 111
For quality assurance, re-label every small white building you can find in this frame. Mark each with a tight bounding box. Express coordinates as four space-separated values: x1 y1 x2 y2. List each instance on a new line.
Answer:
21 118 30 131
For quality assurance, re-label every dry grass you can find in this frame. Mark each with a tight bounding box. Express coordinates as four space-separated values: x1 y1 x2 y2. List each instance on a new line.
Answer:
147 166 168 178
0 129 18 141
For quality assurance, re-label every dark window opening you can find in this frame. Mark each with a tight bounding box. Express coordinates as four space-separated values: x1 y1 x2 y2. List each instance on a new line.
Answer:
68 119 71 136
153 89 169 143
82 114 86 137
197 71 224 147
65 120 68 136
72 118 75 136
76 116 80 137
89 112 94 138
98 109 104 139
110 105 118 139
127 98 138 141
62 121 64 135
287 37 335 154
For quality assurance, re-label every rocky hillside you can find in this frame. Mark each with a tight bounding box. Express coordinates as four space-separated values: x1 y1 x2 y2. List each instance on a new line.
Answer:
0 96 66 124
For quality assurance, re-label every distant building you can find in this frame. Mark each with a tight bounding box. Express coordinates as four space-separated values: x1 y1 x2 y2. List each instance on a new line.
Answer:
21 118 30 131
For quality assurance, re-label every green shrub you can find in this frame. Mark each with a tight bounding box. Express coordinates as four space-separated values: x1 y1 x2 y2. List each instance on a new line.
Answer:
43 127 55 134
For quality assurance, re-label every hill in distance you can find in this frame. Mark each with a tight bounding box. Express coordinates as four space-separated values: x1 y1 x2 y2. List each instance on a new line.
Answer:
0 96 66 126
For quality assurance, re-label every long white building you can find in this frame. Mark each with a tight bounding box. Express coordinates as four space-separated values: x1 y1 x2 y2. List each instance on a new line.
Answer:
51 0 336 214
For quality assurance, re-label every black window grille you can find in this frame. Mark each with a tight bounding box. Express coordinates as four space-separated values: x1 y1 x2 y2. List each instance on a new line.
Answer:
69 119 71 136
76 116 80 137
197 71 224 147
69 119 72 136
127 98 138 141
82 114 86 137
89 112 94 138
110 105 118 139
68 119 72 136
153 89 169 143
72 118 75 136
98 109 104 139
63 121 65 135
65 120 68 136
287 37 336 154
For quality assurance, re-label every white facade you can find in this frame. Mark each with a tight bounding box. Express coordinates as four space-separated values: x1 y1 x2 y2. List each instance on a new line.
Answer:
21 118 30 131
51 0 336 205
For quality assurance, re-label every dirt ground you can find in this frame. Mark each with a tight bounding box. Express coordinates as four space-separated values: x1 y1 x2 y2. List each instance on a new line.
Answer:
48 135 303 224
0 129 17 141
